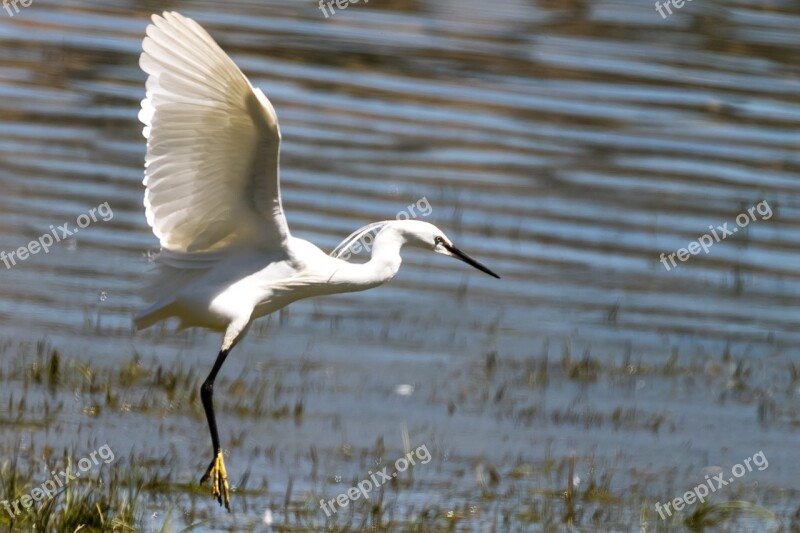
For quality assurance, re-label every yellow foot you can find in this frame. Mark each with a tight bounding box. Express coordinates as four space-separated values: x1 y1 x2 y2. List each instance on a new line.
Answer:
200 451 230 511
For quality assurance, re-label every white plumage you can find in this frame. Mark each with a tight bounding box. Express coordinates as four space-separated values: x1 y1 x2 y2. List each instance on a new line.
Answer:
134 11 499 511
139 11 287 254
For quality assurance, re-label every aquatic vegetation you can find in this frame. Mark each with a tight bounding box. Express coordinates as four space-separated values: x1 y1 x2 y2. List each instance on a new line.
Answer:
0 339 795 531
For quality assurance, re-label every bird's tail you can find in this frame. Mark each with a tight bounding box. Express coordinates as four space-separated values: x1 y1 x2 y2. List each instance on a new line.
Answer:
135 253 214 329
134 300 174 330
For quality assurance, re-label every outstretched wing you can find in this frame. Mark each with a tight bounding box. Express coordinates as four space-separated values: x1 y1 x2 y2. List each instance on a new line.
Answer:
330 221 392 259
139 11 290 254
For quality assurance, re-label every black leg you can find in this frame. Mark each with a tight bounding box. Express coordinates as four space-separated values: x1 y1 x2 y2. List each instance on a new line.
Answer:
201 349 230 456
200 349 231 510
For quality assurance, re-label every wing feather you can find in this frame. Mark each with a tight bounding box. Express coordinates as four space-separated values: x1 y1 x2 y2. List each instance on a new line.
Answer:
140 11 290 254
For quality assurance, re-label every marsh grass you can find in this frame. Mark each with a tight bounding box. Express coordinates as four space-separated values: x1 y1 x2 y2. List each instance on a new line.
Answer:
684 501 778 530
0 444 139 532
0 339 793 531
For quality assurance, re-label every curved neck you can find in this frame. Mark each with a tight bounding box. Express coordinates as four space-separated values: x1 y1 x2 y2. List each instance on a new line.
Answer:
329 226 405 291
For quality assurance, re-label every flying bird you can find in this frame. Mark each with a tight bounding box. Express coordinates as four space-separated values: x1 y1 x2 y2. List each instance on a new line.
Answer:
135 11 500 511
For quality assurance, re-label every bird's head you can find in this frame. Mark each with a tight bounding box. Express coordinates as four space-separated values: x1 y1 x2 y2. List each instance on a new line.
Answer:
398 220 501 279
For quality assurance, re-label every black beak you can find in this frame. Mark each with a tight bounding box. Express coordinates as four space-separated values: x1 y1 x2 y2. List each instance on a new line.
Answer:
443 243 501 279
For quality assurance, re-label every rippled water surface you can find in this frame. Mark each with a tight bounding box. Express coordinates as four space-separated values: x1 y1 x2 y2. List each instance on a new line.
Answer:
1 0 799 530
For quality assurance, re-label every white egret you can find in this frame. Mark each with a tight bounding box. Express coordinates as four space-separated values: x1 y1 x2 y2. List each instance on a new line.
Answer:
135 11 500 511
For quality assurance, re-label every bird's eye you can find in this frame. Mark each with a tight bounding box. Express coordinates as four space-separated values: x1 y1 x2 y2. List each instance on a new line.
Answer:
434 236 444 245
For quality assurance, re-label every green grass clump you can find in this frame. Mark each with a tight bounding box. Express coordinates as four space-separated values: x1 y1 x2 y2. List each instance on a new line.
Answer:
0 447 142 532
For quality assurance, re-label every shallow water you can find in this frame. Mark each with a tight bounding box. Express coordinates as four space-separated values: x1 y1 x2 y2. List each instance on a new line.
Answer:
0 0 799 530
